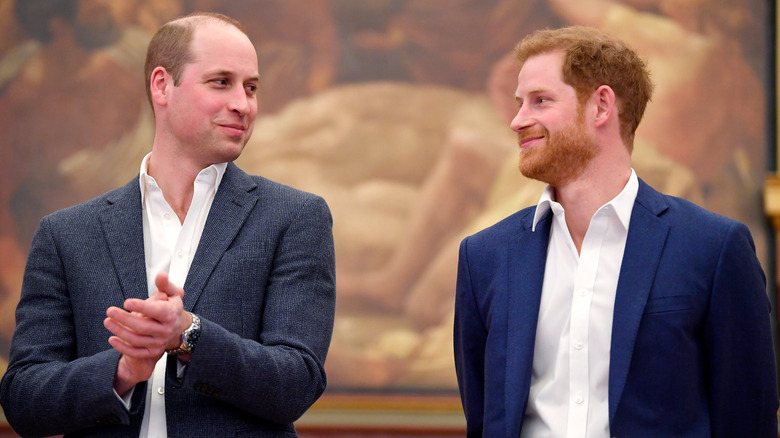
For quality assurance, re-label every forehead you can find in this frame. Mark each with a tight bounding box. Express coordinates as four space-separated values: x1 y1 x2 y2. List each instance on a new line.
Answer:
516 51 567 94
187 22 258 76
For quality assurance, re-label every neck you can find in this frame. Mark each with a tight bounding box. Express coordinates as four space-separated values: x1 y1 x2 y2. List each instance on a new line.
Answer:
553 161 631 253
147 149 206 223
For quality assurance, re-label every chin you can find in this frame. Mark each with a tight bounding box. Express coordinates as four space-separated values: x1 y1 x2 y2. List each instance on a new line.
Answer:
221 152 243 163
221 141 248 162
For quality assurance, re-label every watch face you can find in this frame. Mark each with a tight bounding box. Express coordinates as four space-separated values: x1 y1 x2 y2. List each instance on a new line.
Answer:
184 314 201 349
167 314 200 356
183 332 194 349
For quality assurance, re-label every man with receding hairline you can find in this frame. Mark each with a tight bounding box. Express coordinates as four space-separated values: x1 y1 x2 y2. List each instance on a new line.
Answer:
0 12 335 437
453 25 778 437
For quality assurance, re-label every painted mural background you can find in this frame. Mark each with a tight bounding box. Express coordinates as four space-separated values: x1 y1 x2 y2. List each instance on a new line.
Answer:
0 0 769 402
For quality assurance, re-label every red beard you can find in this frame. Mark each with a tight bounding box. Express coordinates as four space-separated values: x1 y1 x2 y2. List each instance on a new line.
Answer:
518 111 598 187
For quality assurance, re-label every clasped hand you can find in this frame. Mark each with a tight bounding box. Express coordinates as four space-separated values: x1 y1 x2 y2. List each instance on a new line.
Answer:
104 272 191 395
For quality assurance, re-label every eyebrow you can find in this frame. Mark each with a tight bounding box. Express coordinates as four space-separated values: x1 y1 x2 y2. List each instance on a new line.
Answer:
515 88 549 102
524 88 549 96
208 69 260 82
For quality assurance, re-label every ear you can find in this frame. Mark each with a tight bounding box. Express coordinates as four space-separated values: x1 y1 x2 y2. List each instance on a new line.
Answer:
149 66 171 107
592 85 616 129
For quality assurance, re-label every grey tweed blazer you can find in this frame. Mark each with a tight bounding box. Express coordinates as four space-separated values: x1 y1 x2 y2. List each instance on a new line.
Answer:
0 162 336 438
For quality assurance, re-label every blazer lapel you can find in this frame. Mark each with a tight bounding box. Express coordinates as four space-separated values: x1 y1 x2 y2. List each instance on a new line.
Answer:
182 163 258 311
608 179 670 423
505 208 551 435
100 178 148 301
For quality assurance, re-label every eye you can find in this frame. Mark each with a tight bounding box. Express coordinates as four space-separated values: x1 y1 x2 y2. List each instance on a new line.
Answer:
536 96 549 104
245 83 258 96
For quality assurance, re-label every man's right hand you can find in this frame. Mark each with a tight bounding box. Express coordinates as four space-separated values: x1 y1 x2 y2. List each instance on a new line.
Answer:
104 272 186 395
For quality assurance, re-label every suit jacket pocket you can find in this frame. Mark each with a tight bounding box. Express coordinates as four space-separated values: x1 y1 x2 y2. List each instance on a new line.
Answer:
643 295 694 315
197 240 270 336
223 238 269 261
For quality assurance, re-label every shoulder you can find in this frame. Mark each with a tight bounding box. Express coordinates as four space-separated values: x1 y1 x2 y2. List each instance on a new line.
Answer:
634 180 756 267
637 178 741 235
227 164 331 222
229 164 324 202
41 178 139 226
253 174 325 205
461 205 538 255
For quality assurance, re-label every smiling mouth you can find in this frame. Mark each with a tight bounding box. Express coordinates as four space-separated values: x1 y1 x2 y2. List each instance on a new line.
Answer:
519 135 544 149
219 124 246 136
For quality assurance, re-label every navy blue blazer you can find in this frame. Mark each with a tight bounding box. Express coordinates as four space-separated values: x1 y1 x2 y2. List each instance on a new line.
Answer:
454 178 778 437
0 163 336 437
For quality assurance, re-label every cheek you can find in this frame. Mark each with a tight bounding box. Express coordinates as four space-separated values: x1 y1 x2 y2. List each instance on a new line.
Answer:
248 100 259 118
200 99 225 115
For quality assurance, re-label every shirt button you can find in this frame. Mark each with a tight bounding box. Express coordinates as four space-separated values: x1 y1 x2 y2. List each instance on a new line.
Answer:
575 394 584 404
579 289 588 296
574 341 584 350
157 387 165 395
164 213 172 220
177 250 185 259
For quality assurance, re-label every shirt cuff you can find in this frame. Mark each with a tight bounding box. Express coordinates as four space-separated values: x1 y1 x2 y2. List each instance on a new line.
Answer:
114 386 134 410
176 358 187 379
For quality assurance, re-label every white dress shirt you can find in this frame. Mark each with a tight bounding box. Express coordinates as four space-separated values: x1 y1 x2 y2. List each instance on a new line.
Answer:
521 170 638 438
136 153 226 437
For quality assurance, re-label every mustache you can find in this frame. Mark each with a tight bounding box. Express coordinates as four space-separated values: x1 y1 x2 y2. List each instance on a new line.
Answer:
517 127 548 142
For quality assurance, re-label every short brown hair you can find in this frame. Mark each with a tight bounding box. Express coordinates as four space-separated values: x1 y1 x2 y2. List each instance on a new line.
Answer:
143 12 247 107
514 26 653 149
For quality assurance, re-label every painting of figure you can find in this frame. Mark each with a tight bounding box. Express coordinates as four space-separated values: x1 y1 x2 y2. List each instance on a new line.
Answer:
0 0 770 401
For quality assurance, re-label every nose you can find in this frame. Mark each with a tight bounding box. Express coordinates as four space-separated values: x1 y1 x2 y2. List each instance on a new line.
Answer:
510 104 533 133
228 88 253 116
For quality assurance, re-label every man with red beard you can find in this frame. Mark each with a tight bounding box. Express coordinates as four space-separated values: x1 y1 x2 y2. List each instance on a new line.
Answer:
453 26 778 437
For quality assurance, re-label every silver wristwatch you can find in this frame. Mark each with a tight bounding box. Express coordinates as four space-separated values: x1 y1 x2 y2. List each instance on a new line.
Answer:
166 313 201 356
